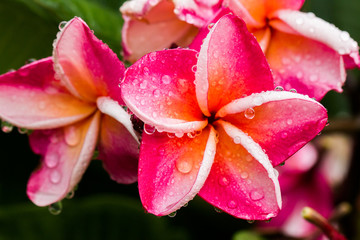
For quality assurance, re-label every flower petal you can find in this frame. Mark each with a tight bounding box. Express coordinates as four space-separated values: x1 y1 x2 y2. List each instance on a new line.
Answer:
196 14 273 116
122 49 207 134
266 30 345 100
97 96 140 184
0 58 95 129
121 0 198 62
265 0 304 13
53 17 126 103
199 120 281 220
27 112 101 206
138 125 217 216
271 10 360 69
217 91 328 166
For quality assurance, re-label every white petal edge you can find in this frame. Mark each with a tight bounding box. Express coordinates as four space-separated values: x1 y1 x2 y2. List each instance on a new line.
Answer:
219 120 282 215
273 10 359 58
120 0 161 17
161 126 218 215
216 90 323 118
96 96 140 144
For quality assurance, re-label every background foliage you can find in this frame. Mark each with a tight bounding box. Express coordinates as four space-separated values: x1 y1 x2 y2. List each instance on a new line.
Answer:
0 0 359 239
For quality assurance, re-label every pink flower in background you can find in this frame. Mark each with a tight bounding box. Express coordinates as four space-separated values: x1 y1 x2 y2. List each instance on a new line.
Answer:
121 14 328 220
0 18 139 206
192 0 360 100
258 134 352 238
120 0 222 62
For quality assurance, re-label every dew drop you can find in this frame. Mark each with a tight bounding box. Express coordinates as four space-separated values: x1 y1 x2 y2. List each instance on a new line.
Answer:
168 211 177 217
1 121 13 133
183 202 188 207
274 86 284 91
281 132 288 139
48 201 62 215
233 136 241 144
50 170 61 184
214 207 223 213
45 151 60 168
143 124 156 135
250 189 265 201
153 89 160 97
175 132 184 138
340 31 350 41
247 220 255 224
18 127 28 134
161 75 171 84
167 132 175 138
227 200 237 209
66 190 75 199
219 176 230 186
240 172 249 179
191 65 197 72
295 17 304 25
64 126 81 146
289 88 297 93
244 108 255 119
176 158 193 174
207 23 215 30
286 119 293 125
58 21 67 30
143 67 150 75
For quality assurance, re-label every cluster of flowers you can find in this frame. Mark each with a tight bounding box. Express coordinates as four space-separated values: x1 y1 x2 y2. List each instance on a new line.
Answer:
0 0 358 236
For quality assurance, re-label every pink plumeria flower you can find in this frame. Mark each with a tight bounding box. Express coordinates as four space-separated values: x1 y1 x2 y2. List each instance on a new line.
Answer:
258 143 333 238
120 0 222 62
192 0 360 100
0 17 139 206
121 14 328 220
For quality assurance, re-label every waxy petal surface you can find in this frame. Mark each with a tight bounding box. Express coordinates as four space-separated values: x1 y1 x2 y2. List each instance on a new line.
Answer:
0 58 95 129
139 126 217 215
97 97 140 184
196 14 273 116
121 0 198 62
199 121 281 220
54 17 126 103
27 112 101 206
272 10 360 68
218 91 328 166
122 49 207 134
266 30 345 100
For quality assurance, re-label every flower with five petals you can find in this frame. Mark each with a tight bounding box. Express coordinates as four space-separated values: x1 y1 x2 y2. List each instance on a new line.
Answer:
121 14 328 220
0 17 139 206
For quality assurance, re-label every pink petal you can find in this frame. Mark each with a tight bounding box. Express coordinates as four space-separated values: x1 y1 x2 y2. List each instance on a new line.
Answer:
199 120 281 220
260 172 332 238
271 10 360 70
265 0 304 13
173 0 222 27
0 58 95 129
196 14 273 116
53 17 126 103
121 49 207 134
27 112 101 206
217 91 328 166
121 0 198 62
138 125 217 216
97 96 140 184
266 30 345 100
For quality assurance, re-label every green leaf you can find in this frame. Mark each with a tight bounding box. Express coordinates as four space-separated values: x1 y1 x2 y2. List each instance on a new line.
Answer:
0 194 189 240
232 230 265 240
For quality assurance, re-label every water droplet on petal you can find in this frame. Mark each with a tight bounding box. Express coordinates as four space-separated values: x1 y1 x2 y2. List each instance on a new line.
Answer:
233 136 241 144
161 75 171 84
191 65 197 72
18 127 28 134
64 126 81 146
168 211 177 217
58 21 67 30
66 190 75 199
219 176 230 186
240 172 248 179
207 23 215 30
244 108 255 119
140 80 148 89
289 89 297 93
143 124 156 135
153 89 160 97
48 201 62 215
45 151 60 168
183 202 188 207
50 170 61 184
1 121 13 133
340 31 350 41
214 207 223 213
286 119 293 125
176 158 193 174
274 86 284 91
250 189 265 201
227 200 237 209
247 220 255 224
281 132 288 139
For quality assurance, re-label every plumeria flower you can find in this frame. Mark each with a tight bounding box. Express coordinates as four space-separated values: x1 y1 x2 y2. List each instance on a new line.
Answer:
192 0 360 100
121 14 328 220
258 143 333 238
0 17 139 206
120 0 222 62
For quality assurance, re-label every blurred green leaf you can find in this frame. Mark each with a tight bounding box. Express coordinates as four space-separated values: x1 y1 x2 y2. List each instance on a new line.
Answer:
232 230 265 240
0 194 189 240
